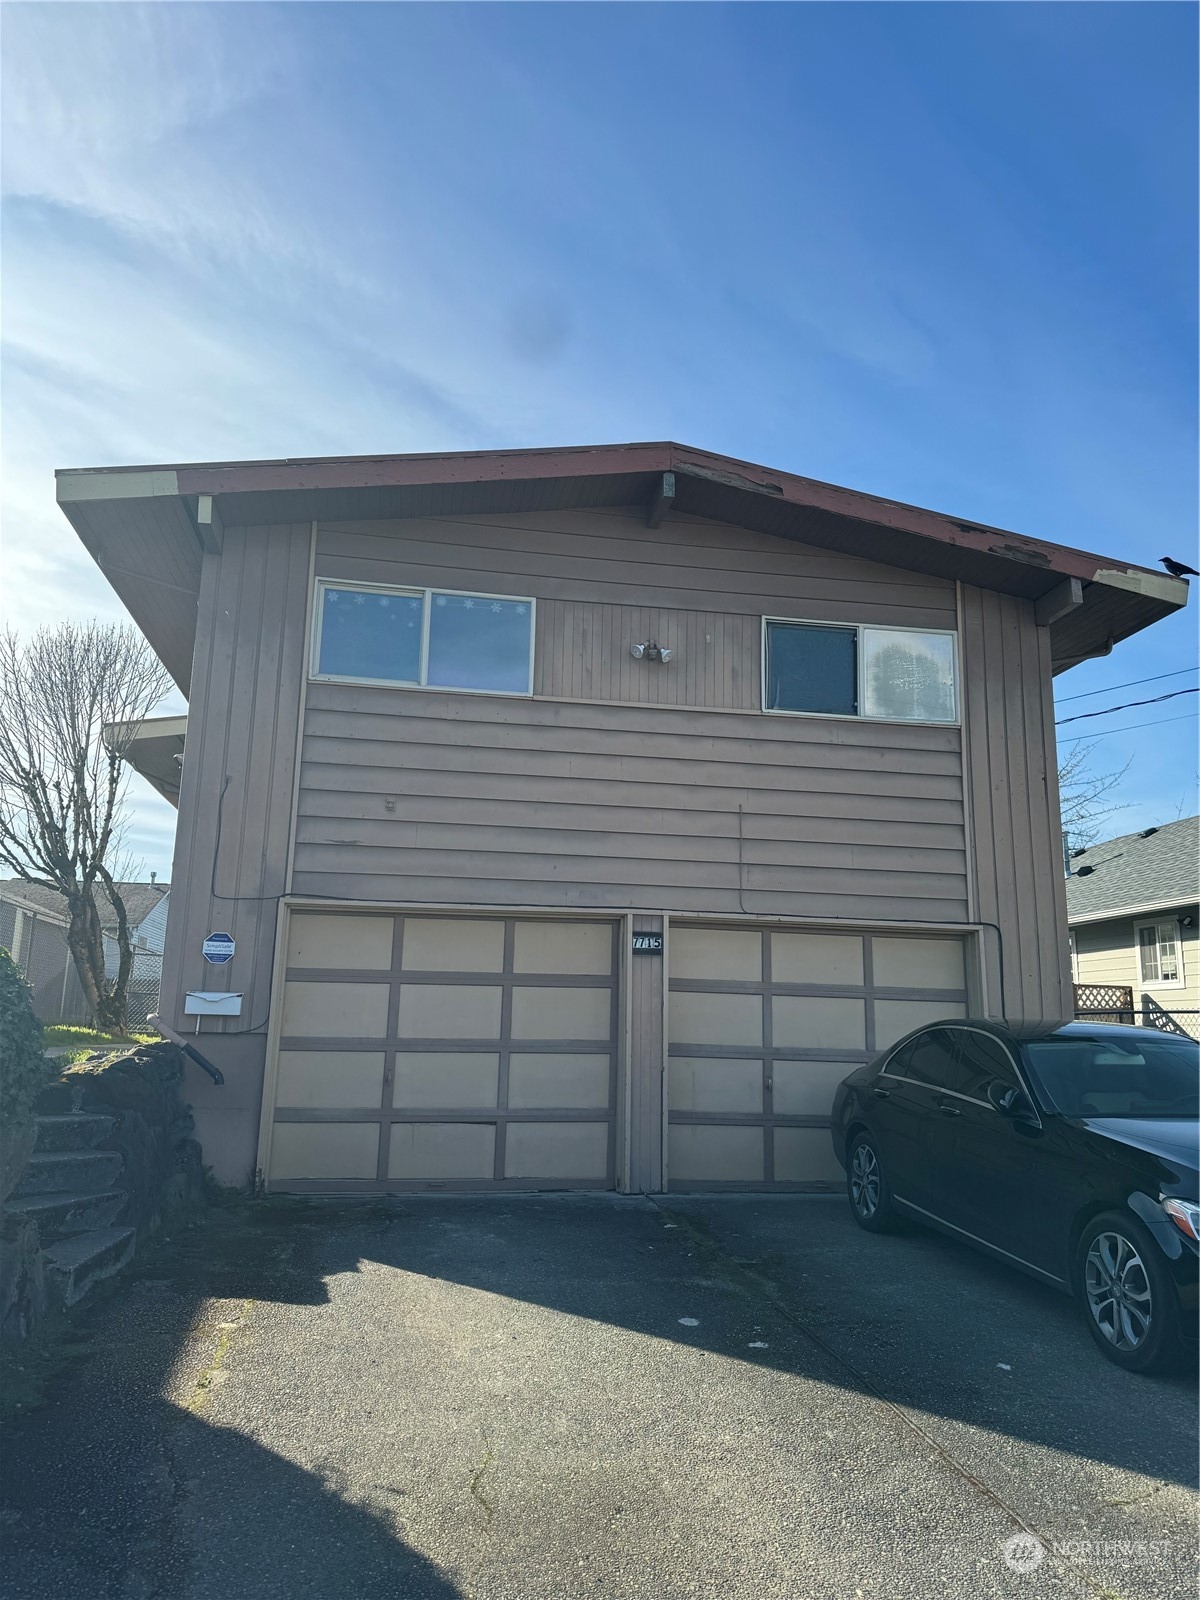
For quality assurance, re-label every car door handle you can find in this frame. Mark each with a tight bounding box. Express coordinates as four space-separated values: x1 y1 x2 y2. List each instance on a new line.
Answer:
872 1085 891 1099
936 1099 962 1117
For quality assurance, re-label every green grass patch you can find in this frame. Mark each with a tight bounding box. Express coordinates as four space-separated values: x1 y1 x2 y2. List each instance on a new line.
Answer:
42 1025 155 1061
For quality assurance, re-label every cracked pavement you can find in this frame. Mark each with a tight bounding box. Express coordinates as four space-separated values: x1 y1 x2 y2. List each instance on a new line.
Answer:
1 1193 1195 1599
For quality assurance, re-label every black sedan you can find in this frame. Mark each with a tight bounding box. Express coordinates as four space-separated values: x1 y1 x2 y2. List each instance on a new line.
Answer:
831 1020 1199 1373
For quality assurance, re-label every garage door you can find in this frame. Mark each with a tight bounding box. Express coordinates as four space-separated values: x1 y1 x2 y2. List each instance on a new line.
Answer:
265 913 619 1192
667 926 968 1188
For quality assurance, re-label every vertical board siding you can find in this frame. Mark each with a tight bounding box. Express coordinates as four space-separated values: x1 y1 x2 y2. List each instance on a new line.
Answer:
160 523 312 1045
960 585 1070 1018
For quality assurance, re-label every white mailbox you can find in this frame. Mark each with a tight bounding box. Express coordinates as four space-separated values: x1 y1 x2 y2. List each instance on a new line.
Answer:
184 991 243 1017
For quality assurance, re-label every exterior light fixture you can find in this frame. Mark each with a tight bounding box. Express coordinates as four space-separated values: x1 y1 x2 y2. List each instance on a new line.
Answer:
631 640 672 664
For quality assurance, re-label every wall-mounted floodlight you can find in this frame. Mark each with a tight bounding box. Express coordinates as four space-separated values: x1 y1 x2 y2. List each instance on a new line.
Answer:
631 641 672 664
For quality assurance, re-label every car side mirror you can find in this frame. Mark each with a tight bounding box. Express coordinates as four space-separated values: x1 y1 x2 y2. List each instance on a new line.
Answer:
988 1081 1024 1116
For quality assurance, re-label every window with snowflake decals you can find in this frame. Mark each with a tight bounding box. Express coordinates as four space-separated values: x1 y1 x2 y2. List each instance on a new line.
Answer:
312 581 534 694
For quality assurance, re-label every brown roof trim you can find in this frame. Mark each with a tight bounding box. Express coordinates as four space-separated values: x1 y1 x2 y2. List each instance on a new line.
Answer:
56 439 1166 588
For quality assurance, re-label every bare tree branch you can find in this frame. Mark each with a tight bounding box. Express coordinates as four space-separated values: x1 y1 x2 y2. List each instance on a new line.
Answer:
1058 743 1133 850
0 623 170 1032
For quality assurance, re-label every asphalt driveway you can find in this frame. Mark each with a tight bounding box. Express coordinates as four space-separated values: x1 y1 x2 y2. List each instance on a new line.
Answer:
2 1193 1195 1600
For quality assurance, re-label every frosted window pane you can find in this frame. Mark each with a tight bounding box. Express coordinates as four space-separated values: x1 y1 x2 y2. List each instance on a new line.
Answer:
427 593 532 693
862 629 957 723
318 587 422 682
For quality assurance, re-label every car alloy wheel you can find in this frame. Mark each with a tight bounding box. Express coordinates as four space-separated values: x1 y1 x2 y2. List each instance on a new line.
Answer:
850 1140 880 1220
1084 1230 1153 1353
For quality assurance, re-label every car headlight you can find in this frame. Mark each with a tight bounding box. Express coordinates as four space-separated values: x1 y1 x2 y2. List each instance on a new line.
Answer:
1161 1198 1200 1241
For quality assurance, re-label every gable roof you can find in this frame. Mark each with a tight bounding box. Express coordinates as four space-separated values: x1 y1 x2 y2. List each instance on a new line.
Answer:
55 441 1187 697
0 879 170 933
1064 816 1199 925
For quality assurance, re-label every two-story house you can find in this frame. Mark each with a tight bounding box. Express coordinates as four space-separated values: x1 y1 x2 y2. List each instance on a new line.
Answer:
56 443 1187 1194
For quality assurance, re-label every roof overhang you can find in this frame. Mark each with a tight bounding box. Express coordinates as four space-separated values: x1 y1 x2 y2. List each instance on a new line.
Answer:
1068 895 1200 927
103 714 187 806
57 441 1189 698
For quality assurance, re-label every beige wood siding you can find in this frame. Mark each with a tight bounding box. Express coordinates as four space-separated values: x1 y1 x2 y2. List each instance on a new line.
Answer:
960 585 1071 1018
1074 911 1200 1020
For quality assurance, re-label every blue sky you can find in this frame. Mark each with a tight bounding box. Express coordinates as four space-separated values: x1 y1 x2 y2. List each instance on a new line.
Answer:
2 2 1196 878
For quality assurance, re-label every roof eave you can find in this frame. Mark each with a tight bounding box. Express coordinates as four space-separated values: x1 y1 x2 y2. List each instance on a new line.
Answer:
56 442 1189 698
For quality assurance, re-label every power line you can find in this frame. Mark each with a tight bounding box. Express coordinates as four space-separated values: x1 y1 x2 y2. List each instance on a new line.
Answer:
1056 665 1198 703
1055 687 1199 726
1058 710 1199 746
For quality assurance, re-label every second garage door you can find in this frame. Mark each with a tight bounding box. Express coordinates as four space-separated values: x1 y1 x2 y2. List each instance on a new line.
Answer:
667 924 969 1188
265 912 619 1192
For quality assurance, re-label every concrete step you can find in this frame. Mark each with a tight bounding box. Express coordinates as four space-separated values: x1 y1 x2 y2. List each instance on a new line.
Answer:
12 1150 124 1199
34 1114 116 1153
5 1189 129 1240
34 1081 81 1116
43 1227 136 1308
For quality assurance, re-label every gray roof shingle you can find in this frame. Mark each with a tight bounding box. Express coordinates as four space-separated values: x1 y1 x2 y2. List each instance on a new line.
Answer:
0 879 169 933
1064 816 1199 923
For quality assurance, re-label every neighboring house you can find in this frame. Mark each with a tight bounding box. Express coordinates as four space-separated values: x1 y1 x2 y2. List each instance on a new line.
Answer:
56 443 1188 1193
0 879 170 1023
1066 817 1199 1035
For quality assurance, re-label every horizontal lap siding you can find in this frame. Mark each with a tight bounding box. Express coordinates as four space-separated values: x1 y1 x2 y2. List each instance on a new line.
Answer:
1076 916 1200 1011
295 686 968 921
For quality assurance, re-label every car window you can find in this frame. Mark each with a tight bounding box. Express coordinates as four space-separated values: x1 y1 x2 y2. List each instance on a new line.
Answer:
1024 1034 1199 1118
952 1030 1019 1102
895 1028 960 1090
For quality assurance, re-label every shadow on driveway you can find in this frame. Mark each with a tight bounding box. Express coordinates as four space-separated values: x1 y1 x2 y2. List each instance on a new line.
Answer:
1 1192 1195 1600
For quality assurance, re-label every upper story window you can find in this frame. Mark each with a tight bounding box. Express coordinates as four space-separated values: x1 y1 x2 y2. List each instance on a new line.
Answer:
312 580 535 696
763 619 958 724
1136 921 1183 988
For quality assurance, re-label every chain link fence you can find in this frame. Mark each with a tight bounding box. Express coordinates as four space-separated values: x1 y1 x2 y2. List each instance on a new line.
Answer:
0 898 161 1028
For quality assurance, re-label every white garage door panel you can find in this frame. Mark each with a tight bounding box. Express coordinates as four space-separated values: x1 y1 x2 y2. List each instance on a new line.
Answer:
286 914 394 970
774 1127 844 1184
393 1053 500 1109
670 1124 764 1183
667 1058 763 1115
275 1051 386 1110
270 1122 379 1182
389 1122 496 1181
875 998 967 1048
507 1054 611 1110
504 1121 609 1180
281 981 389 1038
268 913 617 1193
771 1060 852 1117
669 925 970 1188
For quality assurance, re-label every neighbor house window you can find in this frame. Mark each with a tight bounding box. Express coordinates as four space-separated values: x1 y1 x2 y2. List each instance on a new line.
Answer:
1136 921 1183 988
312 581 535 695
763 619 958 723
